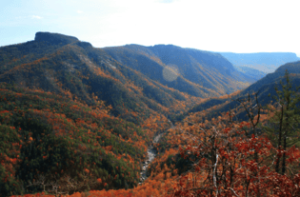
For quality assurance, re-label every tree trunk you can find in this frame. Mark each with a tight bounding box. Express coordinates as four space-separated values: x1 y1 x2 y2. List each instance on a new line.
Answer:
282 135 287 174
275 105 284 173
282 93 290 175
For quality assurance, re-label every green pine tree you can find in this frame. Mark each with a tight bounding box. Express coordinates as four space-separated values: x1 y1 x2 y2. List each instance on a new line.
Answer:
264 69 300 174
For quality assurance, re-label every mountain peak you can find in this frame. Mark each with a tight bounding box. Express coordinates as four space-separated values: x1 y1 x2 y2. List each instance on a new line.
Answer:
34 32 79 45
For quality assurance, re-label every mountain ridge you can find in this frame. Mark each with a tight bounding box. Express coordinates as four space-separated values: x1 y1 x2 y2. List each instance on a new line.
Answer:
186 60 300 121
103 43 253 96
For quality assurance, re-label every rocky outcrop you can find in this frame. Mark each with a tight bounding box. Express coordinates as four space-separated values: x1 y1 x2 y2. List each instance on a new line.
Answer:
34 32 79 45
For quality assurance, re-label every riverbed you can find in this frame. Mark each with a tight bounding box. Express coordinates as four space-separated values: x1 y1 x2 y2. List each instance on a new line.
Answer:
139 120 173 184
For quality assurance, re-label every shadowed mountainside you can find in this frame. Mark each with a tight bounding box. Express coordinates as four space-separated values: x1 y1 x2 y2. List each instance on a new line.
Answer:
234 66 266 81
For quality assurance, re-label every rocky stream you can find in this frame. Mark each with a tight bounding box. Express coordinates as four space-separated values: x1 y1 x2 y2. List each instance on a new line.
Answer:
139 120 174 184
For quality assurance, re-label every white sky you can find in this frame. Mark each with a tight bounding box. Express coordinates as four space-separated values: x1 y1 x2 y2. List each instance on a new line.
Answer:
0 0 299 57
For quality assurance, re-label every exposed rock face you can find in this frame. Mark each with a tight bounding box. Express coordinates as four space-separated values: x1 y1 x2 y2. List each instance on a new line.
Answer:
76 41 93 48
34 32 79 45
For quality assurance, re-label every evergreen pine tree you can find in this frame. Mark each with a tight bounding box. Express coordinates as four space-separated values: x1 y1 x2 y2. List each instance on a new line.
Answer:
264 69 300 174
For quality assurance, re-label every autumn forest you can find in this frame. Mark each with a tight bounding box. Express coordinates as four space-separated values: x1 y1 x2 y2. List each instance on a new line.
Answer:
1 32 300 197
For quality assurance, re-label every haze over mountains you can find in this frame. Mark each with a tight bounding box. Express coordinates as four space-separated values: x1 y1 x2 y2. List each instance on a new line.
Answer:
220 52 300 73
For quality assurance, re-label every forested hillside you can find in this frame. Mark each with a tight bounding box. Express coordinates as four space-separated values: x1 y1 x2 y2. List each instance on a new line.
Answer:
0 85 170 196
1 32 300 197
0 32 254 124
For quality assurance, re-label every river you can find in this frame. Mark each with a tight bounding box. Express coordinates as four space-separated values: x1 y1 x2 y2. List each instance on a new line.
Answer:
139 120 174 184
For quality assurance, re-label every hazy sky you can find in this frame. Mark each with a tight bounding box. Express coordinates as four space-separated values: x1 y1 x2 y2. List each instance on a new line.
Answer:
1 0 299 57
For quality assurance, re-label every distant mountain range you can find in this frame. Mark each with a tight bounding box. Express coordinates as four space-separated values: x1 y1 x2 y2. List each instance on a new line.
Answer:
220 52 300 73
